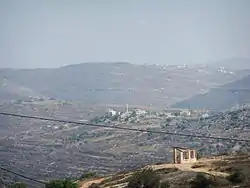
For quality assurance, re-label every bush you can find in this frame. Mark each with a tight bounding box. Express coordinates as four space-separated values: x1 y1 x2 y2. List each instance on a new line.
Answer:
235 150 246 156
154 168 178 174
190 173 216 188
127 168 160 188
100 174 126 185
191 163 206 169
80 172 98 180
11 182 27 188
155 162 165 165
227 170 245 184
45 179 78 188
196 152 203 160
160 182 170 188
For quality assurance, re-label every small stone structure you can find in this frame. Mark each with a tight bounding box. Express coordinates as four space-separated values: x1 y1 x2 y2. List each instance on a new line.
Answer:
173 147 197 164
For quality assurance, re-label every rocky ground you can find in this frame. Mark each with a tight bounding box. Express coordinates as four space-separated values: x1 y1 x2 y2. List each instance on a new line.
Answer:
0 100 250 186
79 153 250 188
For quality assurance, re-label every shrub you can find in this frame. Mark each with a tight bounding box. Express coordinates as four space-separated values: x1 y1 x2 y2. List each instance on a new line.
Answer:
79 172 98 180
227 170 245 184
235 150 246 156
155 168 178 174
160 182 170 188
190 173 216 188
127 168 160 188
191 163 206 169
11 182 27 188
154 162 165 165
45 179 78 188
99 174 126 186
196 152 203 159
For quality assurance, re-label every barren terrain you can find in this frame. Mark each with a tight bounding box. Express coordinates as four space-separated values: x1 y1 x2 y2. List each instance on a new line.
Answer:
0 100 249 186
79 154 250 188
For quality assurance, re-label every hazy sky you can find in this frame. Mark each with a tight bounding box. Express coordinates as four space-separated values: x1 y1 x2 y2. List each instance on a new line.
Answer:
1 0 250 68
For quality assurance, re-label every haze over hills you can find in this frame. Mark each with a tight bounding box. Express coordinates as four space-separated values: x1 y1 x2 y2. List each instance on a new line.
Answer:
0 58 250 108
211 58 250 70
172 74 250 111
1 0 250 186
1 59 250 187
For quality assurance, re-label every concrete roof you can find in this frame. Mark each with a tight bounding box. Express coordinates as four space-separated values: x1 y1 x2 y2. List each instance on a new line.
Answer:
173 146 196 152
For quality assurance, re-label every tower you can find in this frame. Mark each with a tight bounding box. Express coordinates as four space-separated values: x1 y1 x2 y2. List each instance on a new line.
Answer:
126 104 129 113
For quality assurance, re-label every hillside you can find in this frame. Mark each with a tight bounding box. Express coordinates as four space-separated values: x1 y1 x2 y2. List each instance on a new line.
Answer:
0 100 250 184
3 153 250 187
212 58 250 70
172 74 250 110
0 78 41 102
1 59 250 107
79 154 250 188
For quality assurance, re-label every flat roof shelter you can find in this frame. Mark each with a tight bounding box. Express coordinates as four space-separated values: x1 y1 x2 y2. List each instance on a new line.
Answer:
173 147 197 164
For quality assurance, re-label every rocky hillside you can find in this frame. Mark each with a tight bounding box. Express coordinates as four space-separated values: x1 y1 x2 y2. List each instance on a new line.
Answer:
78 154 250 188
0 100 249 183
172 74 250 111
1 59 250 107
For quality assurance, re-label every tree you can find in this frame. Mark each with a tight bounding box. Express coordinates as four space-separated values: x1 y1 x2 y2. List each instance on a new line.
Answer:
79 172 98 180
174 112 180 116
11 183 27 188
45 180 78 188
190 173 216 188
160 182 170 188
127 168 160 188
130 110 136 117
110 114 119 121
227 170 245 185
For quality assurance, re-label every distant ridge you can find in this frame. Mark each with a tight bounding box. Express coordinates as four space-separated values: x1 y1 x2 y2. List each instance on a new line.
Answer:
211 58 250 70
1 59 250 107
60 61 131 68
172 74 250 111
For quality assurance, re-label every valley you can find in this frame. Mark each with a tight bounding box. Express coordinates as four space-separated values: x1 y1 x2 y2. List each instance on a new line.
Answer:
0 59 250 187
0 99 250 185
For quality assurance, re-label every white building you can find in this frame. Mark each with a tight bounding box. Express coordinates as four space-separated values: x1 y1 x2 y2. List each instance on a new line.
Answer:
108 108 117 116
201 113 209 118
166 112 175 118
135 109 147 116
180 110 191 116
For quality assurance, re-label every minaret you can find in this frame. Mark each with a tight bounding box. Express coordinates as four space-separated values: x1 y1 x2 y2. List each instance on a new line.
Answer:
126 104 129 113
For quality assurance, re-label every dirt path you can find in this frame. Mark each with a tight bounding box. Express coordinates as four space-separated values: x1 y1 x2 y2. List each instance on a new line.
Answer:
174 163 228 177
80 178 105 188
80 159 230 188
151 160 228 177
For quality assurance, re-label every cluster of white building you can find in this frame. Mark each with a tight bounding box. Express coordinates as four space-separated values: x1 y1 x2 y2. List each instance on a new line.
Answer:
108 107 147 117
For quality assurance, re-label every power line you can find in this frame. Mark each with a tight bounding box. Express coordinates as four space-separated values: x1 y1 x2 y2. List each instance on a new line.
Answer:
0 112 250 142
0 167 45 185
0 178 11 188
